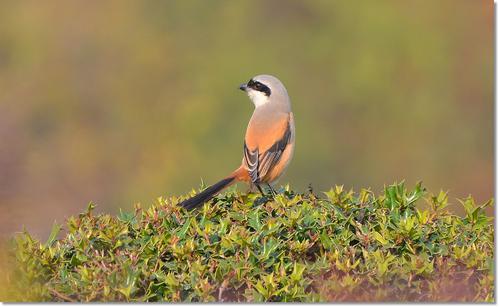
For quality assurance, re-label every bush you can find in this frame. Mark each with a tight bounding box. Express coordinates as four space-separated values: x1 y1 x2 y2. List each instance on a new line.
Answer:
3 182 494 302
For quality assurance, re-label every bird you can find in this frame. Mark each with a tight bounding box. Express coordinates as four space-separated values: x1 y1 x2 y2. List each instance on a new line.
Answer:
179 74 295 210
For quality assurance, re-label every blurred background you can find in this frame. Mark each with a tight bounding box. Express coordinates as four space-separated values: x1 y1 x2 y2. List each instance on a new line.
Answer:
0 1 493 241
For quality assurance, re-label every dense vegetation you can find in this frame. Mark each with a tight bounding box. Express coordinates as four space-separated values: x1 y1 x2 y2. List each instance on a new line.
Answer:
3 182 494 302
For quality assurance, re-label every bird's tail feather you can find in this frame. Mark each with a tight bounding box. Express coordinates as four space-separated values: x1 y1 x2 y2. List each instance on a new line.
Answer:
179 176 236 210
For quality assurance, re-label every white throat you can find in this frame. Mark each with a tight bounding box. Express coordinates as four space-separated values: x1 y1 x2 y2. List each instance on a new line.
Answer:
247 90 269 108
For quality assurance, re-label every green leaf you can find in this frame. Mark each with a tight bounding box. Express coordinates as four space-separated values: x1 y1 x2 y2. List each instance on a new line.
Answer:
44 222 62 247
372 231 388 245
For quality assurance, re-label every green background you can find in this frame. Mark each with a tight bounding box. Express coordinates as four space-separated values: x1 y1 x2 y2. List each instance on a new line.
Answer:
0 1 493 240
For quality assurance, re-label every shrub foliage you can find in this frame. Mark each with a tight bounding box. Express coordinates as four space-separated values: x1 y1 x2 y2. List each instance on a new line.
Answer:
5 182 494 302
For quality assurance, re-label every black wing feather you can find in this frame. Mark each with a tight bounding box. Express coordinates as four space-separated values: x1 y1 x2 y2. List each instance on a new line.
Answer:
244 142 260 183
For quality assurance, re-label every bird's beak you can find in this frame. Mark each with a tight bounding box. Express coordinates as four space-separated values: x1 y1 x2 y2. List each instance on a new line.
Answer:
239 83 248 91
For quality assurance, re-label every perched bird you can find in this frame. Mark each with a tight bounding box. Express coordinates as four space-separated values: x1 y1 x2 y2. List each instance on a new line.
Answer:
179 74 295 210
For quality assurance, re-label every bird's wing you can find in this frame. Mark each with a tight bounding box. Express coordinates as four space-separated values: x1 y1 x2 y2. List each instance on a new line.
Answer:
243 113 292 183
243 142 260 183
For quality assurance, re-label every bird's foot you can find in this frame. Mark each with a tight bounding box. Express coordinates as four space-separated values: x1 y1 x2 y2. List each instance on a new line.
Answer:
254 194 271 206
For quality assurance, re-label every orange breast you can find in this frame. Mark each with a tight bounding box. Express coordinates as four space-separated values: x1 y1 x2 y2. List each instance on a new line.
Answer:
244 112 290 153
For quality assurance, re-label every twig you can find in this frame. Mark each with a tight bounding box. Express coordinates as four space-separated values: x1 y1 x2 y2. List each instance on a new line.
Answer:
49 288 76 302
218 279 229 302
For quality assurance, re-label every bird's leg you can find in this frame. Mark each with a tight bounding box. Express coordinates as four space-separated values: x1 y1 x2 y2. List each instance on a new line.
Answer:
256 184 265 195
253 183 270 206
266 183 277 198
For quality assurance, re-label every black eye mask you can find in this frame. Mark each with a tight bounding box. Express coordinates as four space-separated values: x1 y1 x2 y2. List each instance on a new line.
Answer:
248 79 271 96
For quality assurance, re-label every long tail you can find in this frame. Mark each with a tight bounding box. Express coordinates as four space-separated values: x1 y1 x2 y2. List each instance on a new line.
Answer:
179 166 248 210
178 177 235 210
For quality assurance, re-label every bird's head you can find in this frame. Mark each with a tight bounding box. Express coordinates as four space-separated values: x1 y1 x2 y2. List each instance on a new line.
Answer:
239 74 290 109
